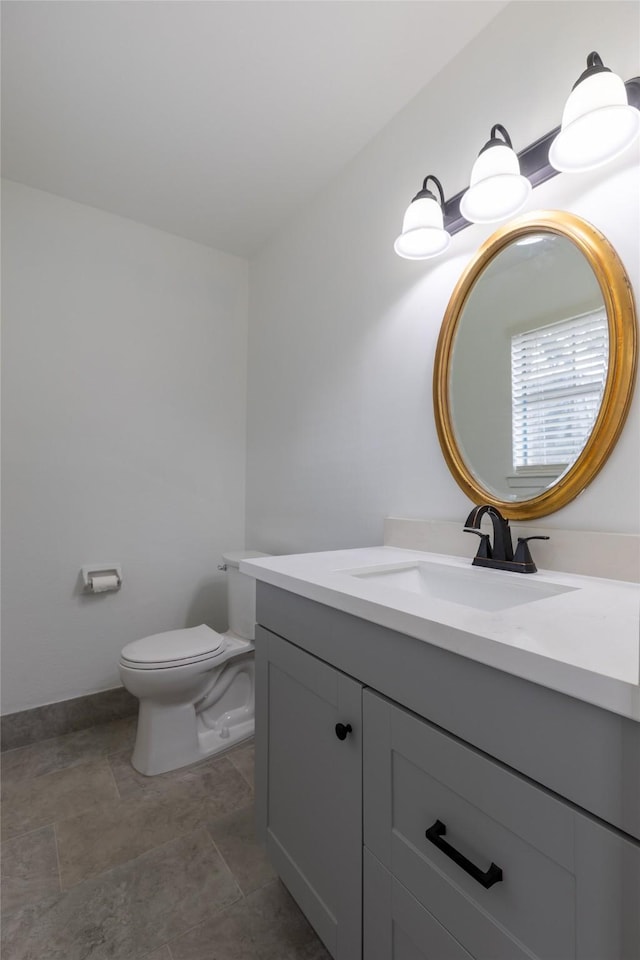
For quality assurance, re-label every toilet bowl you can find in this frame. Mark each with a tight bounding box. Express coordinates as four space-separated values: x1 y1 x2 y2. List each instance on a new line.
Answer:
119 550 267 776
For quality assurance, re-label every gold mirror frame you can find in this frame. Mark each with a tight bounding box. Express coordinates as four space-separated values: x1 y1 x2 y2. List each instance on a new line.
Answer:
433 211 637 520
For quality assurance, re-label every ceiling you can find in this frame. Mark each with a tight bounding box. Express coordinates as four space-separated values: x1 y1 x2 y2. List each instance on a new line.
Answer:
1 1 507 258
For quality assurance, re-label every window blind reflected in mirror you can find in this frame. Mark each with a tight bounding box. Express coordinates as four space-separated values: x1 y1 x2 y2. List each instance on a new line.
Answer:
511 310 608 471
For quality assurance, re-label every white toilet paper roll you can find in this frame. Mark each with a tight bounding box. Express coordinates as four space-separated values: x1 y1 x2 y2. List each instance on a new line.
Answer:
90 574 120 593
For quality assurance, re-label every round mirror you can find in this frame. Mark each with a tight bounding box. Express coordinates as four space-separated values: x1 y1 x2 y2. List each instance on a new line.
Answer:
434 211 637 519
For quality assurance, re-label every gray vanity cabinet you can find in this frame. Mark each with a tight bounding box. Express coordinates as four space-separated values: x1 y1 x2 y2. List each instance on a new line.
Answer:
255 584 640 960
254 625 362 960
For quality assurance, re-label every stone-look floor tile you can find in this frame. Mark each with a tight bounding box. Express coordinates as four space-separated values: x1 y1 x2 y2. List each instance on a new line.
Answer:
1 760 118 841
0 825 61 915
168 879 330 960
227 742 254 789
1 718 137 787
56 757 253 887
1 828 241 960
109 749 251 801
207 804 276 895
142 948 173 960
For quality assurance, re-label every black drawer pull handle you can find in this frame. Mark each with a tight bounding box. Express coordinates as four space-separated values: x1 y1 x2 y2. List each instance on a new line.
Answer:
425 819 503 889
335 722 352 741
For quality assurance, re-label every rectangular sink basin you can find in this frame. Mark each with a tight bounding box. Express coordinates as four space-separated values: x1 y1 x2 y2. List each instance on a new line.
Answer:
347 560 577 612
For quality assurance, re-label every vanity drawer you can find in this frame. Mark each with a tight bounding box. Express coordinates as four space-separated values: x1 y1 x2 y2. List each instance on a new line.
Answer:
364 690 640 960
364 688 574 959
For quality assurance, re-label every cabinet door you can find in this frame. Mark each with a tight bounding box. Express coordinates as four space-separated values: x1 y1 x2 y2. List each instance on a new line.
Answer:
255 626 362 960
364 849 475 960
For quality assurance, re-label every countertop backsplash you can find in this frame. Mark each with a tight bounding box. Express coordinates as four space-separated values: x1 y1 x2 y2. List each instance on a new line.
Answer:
384 518 640 584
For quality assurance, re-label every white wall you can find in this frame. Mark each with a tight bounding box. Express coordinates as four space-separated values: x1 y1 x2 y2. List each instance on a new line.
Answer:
1 181 248 714
246 1 640 555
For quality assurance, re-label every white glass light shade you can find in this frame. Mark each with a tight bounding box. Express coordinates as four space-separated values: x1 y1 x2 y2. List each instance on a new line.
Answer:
460 144 531 224
549 71 640 172
394 195 451 259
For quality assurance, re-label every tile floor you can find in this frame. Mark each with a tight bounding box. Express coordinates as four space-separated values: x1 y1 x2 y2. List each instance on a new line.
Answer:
1 718 331 959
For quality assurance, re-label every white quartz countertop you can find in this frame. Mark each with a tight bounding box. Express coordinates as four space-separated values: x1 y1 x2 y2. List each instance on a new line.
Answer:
240 546 640 722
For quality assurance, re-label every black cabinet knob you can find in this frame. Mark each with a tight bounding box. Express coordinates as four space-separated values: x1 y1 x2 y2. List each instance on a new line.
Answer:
335 722 352 741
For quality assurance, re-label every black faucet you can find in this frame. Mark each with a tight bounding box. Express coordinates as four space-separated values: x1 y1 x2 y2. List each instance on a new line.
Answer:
463 505 549 574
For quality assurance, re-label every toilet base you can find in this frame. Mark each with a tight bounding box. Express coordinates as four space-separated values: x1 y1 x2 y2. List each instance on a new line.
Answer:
197 718 254 757
131 707 255 776
130 650 255 776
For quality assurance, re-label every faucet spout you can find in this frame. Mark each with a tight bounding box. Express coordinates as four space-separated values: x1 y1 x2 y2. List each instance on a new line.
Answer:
464 505 514 563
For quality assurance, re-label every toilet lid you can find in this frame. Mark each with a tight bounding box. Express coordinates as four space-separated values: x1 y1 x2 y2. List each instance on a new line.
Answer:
120 624 224 666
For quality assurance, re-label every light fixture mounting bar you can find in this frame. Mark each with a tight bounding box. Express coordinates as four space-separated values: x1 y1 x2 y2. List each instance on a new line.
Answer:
444 76 640 236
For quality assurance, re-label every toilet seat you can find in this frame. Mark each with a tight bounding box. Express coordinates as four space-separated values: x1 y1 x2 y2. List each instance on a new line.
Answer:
120 624 225 670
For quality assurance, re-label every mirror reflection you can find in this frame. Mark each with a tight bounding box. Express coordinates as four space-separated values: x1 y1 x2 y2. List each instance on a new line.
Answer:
449 233 607 501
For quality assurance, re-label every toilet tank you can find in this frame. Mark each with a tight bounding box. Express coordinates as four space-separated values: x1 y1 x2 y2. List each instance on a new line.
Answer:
221 550 270 641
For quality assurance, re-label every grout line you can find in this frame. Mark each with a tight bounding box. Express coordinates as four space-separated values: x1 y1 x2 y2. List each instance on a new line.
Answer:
3 751 121 795
163 845 246 959
52 821 63 895
105 752 125 802
227 743 255 790
1 716 135 791
2 766 119 845
229 757 254 790
0 821 58 845
6 785 263 955
236 767 254 790
139 944 175 960
163 888 245 958
1 743 32 761
58 807 215 892
3 756 83 789
0 823 65 921
2 816 60 844
205 829 245 901
247 874 279 898
55 748 258 891
169 874 280 955
58 822 232 896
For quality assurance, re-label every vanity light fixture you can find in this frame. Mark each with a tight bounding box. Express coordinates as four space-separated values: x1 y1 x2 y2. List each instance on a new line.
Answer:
460 124 531 224
394 175 451 260
394 54 640 258
549 52 640 172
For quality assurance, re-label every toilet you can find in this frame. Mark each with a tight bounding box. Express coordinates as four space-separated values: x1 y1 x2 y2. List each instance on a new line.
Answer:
119 550 268 776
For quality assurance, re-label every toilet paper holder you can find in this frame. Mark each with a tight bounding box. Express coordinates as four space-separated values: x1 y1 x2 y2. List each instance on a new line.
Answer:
81 564 123 593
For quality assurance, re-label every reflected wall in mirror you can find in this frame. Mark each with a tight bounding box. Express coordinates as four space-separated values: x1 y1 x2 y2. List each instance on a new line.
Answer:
451 233 605 500
434 212 637 519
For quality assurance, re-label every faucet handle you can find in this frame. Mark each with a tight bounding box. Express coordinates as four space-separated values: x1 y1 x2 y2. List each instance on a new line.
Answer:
514 535 550 573
464 529 492 560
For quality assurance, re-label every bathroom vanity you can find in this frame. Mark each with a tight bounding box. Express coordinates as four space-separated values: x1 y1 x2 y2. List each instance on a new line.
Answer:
245 196 640 960
245 547 640 960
